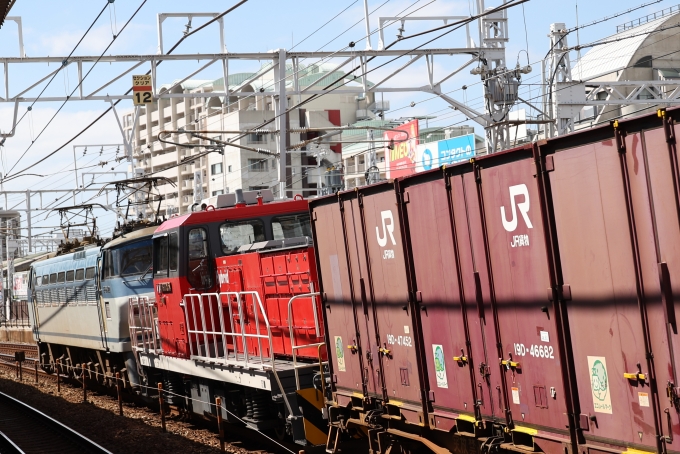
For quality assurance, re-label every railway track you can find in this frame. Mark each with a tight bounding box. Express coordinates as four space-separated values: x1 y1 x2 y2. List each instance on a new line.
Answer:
0 390 112 453
0 343 37 358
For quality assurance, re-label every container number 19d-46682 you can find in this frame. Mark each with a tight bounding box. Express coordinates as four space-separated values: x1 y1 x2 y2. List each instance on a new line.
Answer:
514 343 554 359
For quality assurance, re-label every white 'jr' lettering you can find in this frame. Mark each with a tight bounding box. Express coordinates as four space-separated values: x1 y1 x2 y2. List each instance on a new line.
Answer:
501 184 534 232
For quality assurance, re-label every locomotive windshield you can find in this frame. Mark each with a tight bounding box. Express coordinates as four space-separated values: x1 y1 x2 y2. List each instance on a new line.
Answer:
218 213 312 255
219 219 266 254
103 239 152 278
272 213 311 240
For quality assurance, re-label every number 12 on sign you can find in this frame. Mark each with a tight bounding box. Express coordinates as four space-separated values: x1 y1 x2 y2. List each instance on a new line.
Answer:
134 91 152 105
132 74 153 105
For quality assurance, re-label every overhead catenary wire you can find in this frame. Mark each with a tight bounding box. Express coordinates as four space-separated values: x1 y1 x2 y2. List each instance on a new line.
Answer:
5 0 150 177
139 0 527 182
4 0 431 196
1 0 251 184
2 1 111 141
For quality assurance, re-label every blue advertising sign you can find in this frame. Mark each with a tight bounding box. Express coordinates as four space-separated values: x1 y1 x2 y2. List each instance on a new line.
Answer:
416 134 476 172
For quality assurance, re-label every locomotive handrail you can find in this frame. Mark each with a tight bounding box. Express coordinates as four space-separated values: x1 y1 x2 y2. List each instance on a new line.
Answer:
181 291 312 417
182 292 276 369
287 285 326 390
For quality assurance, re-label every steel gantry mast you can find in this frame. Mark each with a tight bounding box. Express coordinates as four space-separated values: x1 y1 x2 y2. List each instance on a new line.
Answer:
0 1 537 251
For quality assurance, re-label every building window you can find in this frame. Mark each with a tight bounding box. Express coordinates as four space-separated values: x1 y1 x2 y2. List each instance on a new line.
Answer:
211 163 223 175
212 190 224 196
228 165 232 172
248 159 268 172
247 133 267 144
249 185 269 191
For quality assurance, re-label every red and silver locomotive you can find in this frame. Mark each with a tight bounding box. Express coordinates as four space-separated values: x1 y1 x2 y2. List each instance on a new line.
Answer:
131 189 328 445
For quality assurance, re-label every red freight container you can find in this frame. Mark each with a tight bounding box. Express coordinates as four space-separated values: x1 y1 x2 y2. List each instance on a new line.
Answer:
313 109 680 454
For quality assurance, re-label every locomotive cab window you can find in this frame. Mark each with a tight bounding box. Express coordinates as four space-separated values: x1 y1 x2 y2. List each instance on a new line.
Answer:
75 269 85 281
85 267 95 280
119 241 152 276
103 250 118 279
272 213 312 240
66 270 75 282
154 232 178 277
187 228 212 289
104 241 152 278
219 219 265 255
154 236 168 275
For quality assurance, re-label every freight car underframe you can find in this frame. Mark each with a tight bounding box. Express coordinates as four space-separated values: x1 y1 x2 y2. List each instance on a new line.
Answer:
315 109 680 454
130 291 330 446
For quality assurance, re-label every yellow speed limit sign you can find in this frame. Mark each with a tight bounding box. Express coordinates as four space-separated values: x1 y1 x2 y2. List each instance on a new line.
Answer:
132 74 153 105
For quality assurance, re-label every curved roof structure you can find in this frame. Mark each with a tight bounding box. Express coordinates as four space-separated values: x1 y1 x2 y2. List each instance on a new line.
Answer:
571 14 679 81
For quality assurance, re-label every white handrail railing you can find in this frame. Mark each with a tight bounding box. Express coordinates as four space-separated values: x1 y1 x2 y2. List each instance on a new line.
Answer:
287 283 327 390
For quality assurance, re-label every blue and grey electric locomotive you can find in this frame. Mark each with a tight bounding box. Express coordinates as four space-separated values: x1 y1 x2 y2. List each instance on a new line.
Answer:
28 226 156 387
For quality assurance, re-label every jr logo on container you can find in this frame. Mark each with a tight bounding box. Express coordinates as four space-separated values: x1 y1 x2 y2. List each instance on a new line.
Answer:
376 210 396 259
500 184 533 247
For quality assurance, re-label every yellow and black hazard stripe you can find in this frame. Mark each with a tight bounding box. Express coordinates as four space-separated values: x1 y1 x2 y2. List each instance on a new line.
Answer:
296 388 328 445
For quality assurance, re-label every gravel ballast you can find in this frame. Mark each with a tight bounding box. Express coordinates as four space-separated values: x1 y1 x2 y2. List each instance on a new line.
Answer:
0 368 277 454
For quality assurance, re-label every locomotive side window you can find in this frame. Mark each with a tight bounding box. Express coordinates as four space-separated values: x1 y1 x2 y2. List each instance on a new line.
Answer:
66 270 75 282
85 267 95 280
57 272 65 283
75 269 85 281
50 273 57 284
103 250 118 279
219 219 265 254
272 213 312 240
154 233 177 277
169 232 178 271
187 228 212 289
154 236 169 276
43 275 49 285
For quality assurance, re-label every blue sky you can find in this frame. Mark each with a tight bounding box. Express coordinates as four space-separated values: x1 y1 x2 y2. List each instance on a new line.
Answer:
0 0 671 237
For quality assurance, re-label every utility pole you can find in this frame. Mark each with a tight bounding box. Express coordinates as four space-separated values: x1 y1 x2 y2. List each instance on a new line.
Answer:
545 23 575 138
275 49 288 199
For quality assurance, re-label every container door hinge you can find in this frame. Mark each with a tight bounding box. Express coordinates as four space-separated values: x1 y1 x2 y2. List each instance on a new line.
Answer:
612 123 627 153
312 211 317 221
544 155 555 172
548 284 571 301
473 165 482 182
400 191 410 204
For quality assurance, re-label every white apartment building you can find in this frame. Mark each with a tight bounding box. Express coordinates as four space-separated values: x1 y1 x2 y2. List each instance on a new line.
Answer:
123 62 378 216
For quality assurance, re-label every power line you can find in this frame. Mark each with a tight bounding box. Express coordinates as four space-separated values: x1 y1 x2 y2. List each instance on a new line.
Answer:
5 0 150 177
1 0 250 184
4 1 111 140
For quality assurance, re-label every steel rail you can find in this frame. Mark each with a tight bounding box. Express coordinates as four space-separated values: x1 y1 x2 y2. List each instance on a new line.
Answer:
0 390 113 453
